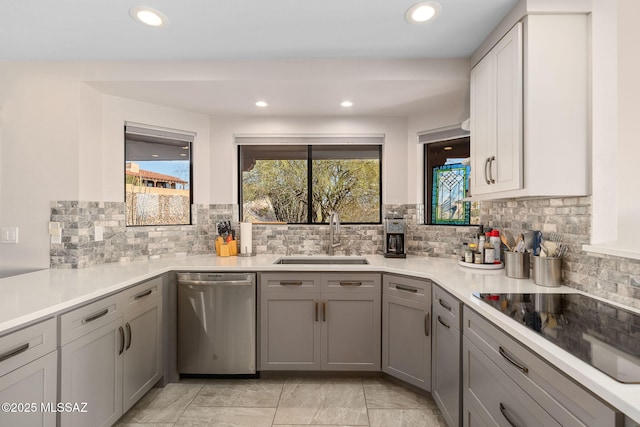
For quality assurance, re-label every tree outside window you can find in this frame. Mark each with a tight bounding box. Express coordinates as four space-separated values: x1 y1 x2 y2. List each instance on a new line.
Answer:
239 144 381 224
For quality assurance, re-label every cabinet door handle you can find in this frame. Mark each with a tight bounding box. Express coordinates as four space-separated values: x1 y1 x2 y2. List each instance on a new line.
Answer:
339 281 362 287
118 326 125 355
82 308 109 324
499 346 529 374
125 322 132 350
424 312 430 336
437 315 450 329
438 298 452 311
396 284 418 293
484 157 491 185
134 289 153 300
322 300 327 322
315 300 319 322
499 403 517 427
0 343 29 362
489 156 496 184
280 281 303 286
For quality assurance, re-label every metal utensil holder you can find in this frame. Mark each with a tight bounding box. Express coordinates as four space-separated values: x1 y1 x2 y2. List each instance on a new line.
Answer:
532 256 562 287
504 251 530 279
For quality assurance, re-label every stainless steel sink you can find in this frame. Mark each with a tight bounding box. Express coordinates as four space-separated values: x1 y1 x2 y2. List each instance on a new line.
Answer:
274 256 369 265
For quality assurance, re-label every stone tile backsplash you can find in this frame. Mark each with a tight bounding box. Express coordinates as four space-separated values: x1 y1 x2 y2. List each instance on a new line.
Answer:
50 198 640 308
480 196 640 309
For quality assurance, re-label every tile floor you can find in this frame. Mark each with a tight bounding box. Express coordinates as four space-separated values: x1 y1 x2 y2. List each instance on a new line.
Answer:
115 375 448 427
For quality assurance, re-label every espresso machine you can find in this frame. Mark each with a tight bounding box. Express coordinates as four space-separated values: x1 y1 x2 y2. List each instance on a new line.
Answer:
384 217 406 258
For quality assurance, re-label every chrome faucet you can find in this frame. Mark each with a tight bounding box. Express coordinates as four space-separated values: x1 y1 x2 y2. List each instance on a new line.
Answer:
328 211 341 255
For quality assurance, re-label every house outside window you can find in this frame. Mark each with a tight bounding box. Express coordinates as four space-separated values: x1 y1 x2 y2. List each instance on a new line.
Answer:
124 123 194 226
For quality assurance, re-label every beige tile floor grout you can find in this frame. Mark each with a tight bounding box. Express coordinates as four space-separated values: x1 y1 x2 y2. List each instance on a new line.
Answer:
115 374 448 427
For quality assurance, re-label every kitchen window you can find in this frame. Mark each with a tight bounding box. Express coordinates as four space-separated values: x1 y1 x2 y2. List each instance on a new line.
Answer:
238 137 382 224
124 123 194 226
421 128 479 225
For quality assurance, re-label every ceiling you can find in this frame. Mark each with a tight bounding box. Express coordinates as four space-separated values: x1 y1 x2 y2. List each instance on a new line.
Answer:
1 0 519 117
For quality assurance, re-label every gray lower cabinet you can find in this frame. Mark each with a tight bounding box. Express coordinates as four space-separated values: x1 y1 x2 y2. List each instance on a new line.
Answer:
463 306 620 427
0 318 57 427
260 272 381 371
59 277 163 427
432 284 462 427
121 279 163 413
382 274 431 390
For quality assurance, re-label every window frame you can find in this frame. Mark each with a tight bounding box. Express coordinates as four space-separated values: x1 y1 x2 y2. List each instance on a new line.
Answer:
238 143 383 225
124 123 194 227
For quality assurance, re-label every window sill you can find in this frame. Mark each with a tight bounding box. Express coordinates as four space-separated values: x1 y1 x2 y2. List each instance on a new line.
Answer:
582 242 640 261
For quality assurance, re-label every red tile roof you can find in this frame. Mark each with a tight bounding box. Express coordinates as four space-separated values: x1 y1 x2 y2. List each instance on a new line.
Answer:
126 169 187 184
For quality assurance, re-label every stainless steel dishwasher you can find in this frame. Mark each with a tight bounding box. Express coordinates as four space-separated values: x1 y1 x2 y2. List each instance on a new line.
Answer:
177 272 256 375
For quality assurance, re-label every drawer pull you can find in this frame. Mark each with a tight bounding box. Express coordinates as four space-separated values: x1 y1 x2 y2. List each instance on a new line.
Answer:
424 312 430 336
134 289 153 300
340 281 362 287
315 300 319 322
396 284 418 293
118 326 125 355
322 300 327 322
82 308 109 324
499 403 517 427
280 281 303 286
499 346 529 374
437 315 450 329
438 298 452 311
125 322 132 350
0 343 30 362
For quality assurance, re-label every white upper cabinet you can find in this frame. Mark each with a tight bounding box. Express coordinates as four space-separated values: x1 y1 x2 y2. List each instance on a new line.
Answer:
470 14 589 200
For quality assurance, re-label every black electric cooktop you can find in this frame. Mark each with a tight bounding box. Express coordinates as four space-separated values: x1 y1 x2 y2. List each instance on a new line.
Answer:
473 292 640 383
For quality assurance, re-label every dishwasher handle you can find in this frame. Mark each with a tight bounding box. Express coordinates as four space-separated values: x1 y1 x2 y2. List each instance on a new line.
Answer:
177 279 253 286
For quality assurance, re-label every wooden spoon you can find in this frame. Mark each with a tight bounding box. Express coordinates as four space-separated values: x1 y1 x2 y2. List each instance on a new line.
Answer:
500 234 512 252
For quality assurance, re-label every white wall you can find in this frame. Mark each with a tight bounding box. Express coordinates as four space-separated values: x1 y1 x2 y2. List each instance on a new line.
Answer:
208 115 409 205
616 0 640 247
590 0 619 244
406 99 469 205
0 65 82 275
0 59 463 276
100 95 211 203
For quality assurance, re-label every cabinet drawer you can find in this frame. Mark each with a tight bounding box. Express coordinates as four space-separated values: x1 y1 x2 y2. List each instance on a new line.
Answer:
323 273 380 292
383 274 430 305
433 284 462 331
0 318 56 377
464 307 618 427
120 276 162 310
59 293 122 346
261 273 321 293
463 335 561 427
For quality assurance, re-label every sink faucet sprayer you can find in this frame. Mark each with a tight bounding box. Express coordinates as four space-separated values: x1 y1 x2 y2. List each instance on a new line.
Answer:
328 211 341 255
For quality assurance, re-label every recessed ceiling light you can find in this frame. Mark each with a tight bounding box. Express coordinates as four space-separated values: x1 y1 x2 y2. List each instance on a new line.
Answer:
151 154 159 158
255 101 268 108
182 146 189 150
341 101 353 107
180 153 187 157
405 2 442 24
129 6 168 27
443 146 453 151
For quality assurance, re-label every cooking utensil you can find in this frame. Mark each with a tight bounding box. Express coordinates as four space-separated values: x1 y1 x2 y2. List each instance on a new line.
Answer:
503 230 516 250
500 234 512 252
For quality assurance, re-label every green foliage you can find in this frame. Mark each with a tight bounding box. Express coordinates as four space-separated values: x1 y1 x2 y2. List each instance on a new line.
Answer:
242 158 380 223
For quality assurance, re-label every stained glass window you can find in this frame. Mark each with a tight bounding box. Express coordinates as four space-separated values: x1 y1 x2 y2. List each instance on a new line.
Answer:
431 163 470 225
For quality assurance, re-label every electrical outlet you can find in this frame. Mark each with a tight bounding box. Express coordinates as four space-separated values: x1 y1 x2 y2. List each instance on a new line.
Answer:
95 226 104 242
1 227 19 244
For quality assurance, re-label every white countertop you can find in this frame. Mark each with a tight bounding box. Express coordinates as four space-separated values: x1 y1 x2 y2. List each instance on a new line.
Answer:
1 253 638 423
